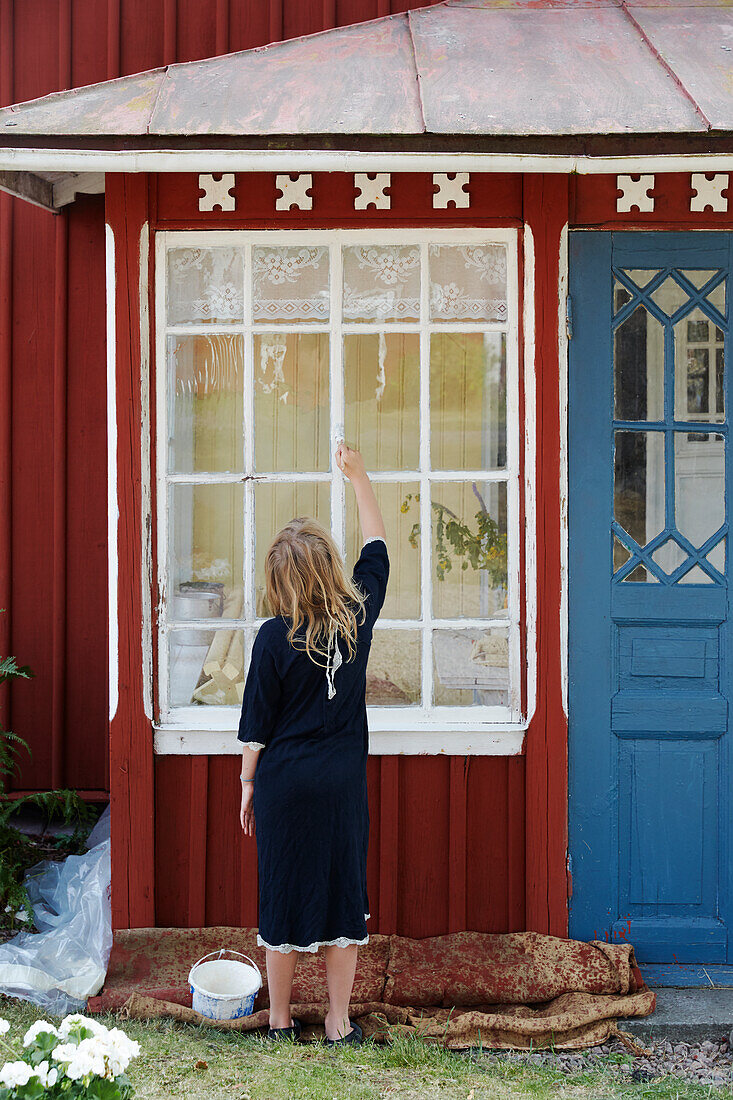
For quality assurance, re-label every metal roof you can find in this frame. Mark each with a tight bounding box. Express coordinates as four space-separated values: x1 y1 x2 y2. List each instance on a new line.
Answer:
1 0 731 140
0 0 731 210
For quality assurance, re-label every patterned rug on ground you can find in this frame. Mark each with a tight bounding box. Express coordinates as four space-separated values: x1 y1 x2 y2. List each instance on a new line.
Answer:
88 928 656 1049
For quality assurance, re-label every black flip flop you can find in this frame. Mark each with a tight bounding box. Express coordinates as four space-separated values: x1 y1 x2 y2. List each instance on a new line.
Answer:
267 1018 302 1041
324 1020 362 1047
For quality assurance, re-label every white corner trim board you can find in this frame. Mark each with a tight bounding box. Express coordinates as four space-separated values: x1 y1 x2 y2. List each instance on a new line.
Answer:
105 224 119 724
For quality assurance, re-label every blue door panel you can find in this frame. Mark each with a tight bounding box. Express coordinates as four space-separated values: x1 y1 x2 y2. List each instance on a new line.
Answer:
569 231 733 963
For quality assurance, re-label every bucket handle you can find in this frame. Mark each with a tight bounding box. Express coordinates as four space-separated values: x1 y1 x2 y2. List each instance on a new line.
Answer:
190 949 262 984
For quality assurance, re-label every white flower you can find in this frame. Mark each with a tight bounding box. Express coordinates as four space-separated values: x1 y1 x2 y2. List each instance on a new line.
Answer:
35 1060 58 1087
23 1020 59 1046
0 1061 34 1088
57 1013 106 1040
0 1019 9 1036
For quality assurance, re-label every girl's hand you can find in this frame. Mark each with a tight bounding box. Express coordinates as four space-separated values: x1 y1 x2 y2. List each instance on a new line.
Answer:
335 443 367 483
240 781 255 836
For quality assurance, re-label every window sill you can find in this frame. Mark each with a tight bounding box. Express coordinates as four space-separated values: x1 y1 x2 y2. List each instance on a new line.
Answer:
153 724 526 756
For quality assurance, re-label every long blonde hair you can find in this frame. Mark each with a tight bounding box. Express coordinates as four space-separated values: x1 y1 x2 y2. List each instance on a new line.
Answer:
264 517 367 667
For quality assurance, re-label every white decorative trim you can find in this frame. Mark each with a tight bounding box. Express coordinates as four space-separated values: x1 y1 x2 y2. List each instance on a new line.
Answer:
362 536 387 547
557 223 569 720
432 172 470 209
154 726 526 755
354 173 391 210
690 173 729 213
616 174 655 213
275 174 312 211
198 173 236 212
7 149 733 176
241 741 265 750
105 224 118 724
258 932 372 950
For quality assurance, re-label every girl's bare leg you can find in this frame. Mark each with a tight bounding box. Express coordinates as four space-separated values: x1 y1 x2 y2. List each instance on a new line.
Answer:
266 948 299 1029
324 943 358 1040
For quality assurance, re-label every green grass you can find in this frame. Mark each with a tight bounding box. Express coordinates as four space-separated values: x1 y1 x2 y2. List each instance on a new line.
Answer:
1 997 731 1100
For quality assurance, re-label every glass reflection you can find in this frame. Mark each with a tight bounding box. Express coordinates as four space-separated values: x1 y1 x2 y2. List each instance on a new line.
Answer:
168 484 244 617
344 334 419 470
169 628 245 707
366 630 421 705
614 431 664 580
433 627 509 707
425 481 508 618
167 335 244 473
430 332 506 469
254 334 330 472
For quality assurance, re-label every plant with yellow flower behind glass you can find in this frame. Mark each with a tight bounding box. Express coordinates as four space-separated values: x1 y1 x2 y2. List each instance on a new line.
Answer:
400 487 508 593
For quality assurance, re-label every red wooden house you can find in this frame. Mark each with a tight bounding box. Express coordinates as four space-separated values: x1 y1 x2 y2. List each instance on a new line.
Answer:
2 0 733 980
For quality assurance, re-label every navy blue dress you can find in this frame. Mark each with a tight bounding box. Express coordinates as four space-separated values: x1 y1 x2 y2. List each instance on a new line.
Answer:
237 537 389 952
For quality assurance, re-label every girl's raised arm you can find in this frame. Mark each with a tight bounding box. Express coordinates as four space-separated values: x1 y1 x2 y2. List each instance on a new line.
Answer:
335 443 386 543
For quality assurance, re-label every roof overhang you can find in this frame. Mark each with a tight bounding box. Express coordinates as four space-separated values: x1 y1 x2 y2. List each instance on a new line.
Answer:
0 0 732 211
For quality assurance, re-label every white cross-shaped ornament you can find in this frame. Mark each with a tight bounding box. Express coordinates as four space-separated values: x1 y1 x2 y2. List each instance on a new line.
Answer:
275 174 313 211
433 173 470 209
690 173 729 213
198 173 236 212
354 173 391 210
616 174 655 213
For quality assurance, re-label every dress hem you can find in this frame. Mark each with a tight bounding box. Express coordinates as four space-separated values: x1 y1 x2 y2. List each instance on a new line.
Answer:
257 913 371 954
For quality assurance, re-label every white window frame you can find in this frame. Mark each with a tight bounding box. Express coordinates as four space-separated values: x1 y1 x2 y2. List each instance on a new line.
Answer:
152 227 532 755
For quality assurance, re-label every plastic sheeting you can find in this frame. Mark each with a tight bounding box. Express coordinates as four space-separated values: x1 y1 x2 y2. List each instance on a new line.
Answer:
0 805 112 1016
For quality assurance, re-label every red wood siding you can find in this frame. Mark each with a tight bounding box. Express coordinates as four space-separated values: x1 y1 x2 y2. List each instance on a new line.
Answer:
0 0 441 794
155 755 526 936
4 0 563 940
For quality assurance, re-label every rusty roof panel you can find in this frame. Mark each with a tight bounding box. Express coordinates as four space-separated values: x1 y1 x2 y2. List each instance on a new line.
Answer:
632 7 733 129
410 5 704 134
0 71 164 135
149 16 422 135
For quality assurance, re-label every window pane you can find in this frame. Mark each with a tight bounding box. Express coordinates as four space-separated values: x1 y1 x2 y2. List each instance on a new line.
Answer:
255 483 330 615
674 307 725 424
346 482 421 620
167 247 243 325
168 627 245 706
429 244 507 322
342 245 420 323
433 626 509 707
430 332 506 469
366 630 421 705
168 484 244 617
614 304 664 422
252 246 329 324
674 431 725 550
614 430 665 580
167 335 243 473
254 334 330 472
428 481 508 618
344 333 419 470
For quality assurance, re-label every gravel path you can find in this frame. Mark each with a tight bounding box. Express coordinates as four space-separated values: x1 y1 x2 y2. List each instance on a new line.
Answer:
488 1035 733 1088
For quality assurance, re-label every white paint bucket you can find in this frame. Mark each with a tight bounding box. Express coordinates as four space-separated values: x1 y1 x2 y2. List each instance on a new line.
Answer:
188 949 262 1021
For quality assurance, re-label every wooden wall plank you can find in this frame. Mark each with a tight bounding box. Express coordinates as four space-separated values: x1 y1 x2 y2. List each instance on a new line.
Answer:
187 756 208 926
448 756 468 932
205 757 245 926
154 756 192 925
397 757 450 937
378 756 399 932
522 174 570 938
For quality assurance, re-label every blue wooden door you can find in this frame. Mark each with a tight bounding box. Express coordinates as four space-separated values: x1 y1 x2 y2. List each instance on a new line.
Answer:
568 232 733 964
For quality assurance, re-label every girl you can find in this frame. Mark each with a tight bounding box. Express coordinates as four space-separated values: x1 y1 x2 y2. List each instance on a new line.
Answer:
238 443 389 1046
